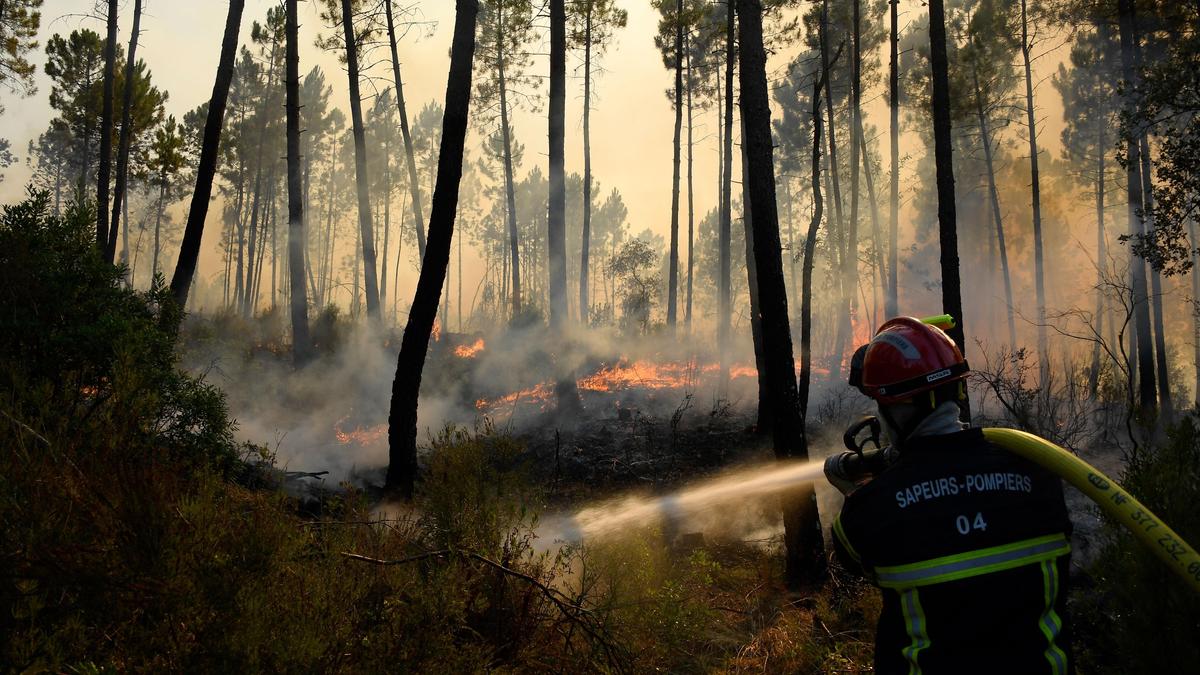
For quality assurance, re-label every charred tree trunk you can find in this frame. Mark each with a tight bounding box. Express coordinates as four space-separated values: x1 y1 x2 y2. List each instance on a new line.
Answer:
97 0 118 253
928 0 969 419
286 0 310 364
387 0 479 498
973 63 1017 348
886 0 898 317
1089 125 1107 398
1020 0 1049 376
385 0 427 260
1117 0 1156 411
498 8 522 319
820 0 848 376
667 0 683 329
342 0 381 319
170 0 245 307
548 0 577 407
107 0 142 264
1190 217 1200 410
685 30 695 330
737 0 825 587
845 0 861 349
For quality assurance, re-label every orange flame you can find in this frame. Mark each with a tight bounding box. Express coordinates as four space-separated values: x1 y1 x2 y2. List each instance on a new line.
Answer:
453 337 486 358
432 319 441 342
333 414 388 446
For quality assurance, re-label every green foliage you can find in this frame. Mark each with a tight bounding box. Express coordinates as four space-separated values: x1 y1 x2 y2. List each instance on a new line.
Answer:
1074 414 1200 673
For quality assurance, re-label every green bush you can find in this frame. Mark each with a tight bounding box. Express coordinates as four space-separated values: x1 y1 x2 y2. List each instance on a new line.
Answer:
1074 414 1200 673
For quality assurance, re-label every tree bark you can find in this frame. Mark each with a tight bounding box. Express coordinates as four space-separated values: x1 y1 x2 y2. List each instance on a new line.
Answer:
341 0 381 319
737 0 825 587
886 0 898 317
1020 0 1049 377
800 64 828 421
667 0 683 329
1088 124 1107 398
1117 0 1156 411
741 116 769 433
685 27 695 330
1189 217 1200 409
96 0 118 252
548 0 577 408
286 0 310 364
170 0 245 307
107 0 142 264
820 0 848 376
387 0 479 498
497 5 522 319
385 0 427 260
928 0 969 419
845 0 861 349
1139 133 1171 413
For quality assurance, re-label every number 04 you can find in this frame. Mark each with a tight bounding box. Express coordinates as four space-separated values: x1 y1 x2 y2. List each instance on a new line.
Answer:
956 512 987 535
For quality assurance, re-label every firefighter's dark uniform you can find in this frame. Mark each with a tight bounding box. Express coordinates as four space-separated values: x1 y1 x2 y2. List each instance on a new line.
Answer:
833 427 1073 675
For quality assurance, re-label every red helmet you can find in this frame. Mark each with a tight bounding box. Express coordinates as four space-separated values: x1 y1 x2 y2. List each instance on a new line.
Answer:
850 317 969 405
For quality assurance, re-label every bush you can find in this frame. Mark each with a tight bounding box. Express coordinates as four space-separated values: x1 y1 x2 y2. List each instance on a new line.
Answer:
1073 414 1200 672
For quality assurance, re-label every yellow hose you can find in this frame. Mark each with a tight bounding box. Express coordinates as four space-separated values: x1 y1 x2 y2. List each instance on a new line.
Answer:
983 427 1200 594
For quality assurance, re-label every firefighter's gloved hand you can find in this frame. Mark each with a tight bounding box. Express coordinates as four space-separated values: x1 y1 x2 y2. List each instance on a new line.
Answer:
824 452 868 496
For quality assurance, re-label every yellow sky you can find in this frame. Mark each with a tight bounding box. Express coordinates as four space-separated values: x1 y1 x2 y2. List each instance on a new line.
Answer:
0 0 1074 316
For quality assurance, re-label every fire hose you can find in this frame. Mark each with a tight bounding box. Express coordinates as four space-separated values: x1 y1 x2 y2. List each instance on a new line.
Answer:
830 424 1200 594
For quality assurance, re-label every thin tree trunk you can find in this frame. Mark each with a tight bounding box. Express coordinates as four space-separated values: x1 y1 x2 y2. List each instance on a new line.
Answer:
845 0 861 350
667 0 683 329
381 131 392 309
341 0 381 319
1020 0 1049 377
820 0 848 376
96 0 118 252
973 64 1017 348
286 0 310 364
886 0 898 317
929 0 969 418
1140 133 1172 413
686 30 695 330
387 0 479 498
385 0 427 260
737 0 824 587
107 0 142 263
153 179 165 277
1117 0 1156 411
548 0 577 408
718 0 734 382
800 64 827 422
1189 217 1200 409
170 0 245 307
580 1 593 324
495 5 522 318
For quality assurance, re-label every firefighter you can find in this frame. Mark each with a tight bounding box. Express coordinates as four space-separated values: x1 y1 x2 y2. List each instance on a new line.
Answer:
825 317 1074 674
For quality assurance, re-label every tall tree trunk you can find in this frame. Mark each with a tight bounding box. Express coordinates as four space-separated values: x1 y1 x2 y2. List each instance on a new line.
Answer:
96 0 118 252
580 1 593 324
497 6 522 319
737 0 825 587
387 0 479 498
718 0 734 381
928 0 969 418
845 0 861 350
286 0 310 364
170 0 245 307
244 162 265 315
685 30 695 330
342 0 381 319
800 64 828 421
858 115 884 329
1189 217 1200 409
820 0 848 376
667 0 683 329
107 0 142 263
741 116 769 433
381 131 392 308
548 0 577 408
886 0 899 317
1020 0 1049 377
385 0 427 260
973 64 1017 348
1140 134 1172 413
153 178 165 277
1117 0 1156 411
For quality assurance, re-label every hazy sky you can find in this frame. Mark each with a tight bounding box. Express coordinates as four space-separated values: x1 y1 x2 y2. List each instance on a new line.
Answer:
0 0 1072 313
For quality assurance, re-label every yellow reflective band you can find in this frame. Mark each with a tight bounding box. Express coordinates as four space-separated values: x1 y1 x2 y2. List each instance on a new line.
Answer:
833 515 862 564
1039 560 1068 675
899 588 930 674
875 534 1070 588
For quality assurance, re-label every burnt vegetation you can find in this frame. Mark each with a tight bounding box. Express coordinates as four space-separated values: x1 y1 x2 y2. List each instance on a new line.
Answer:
2 0 1200 671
